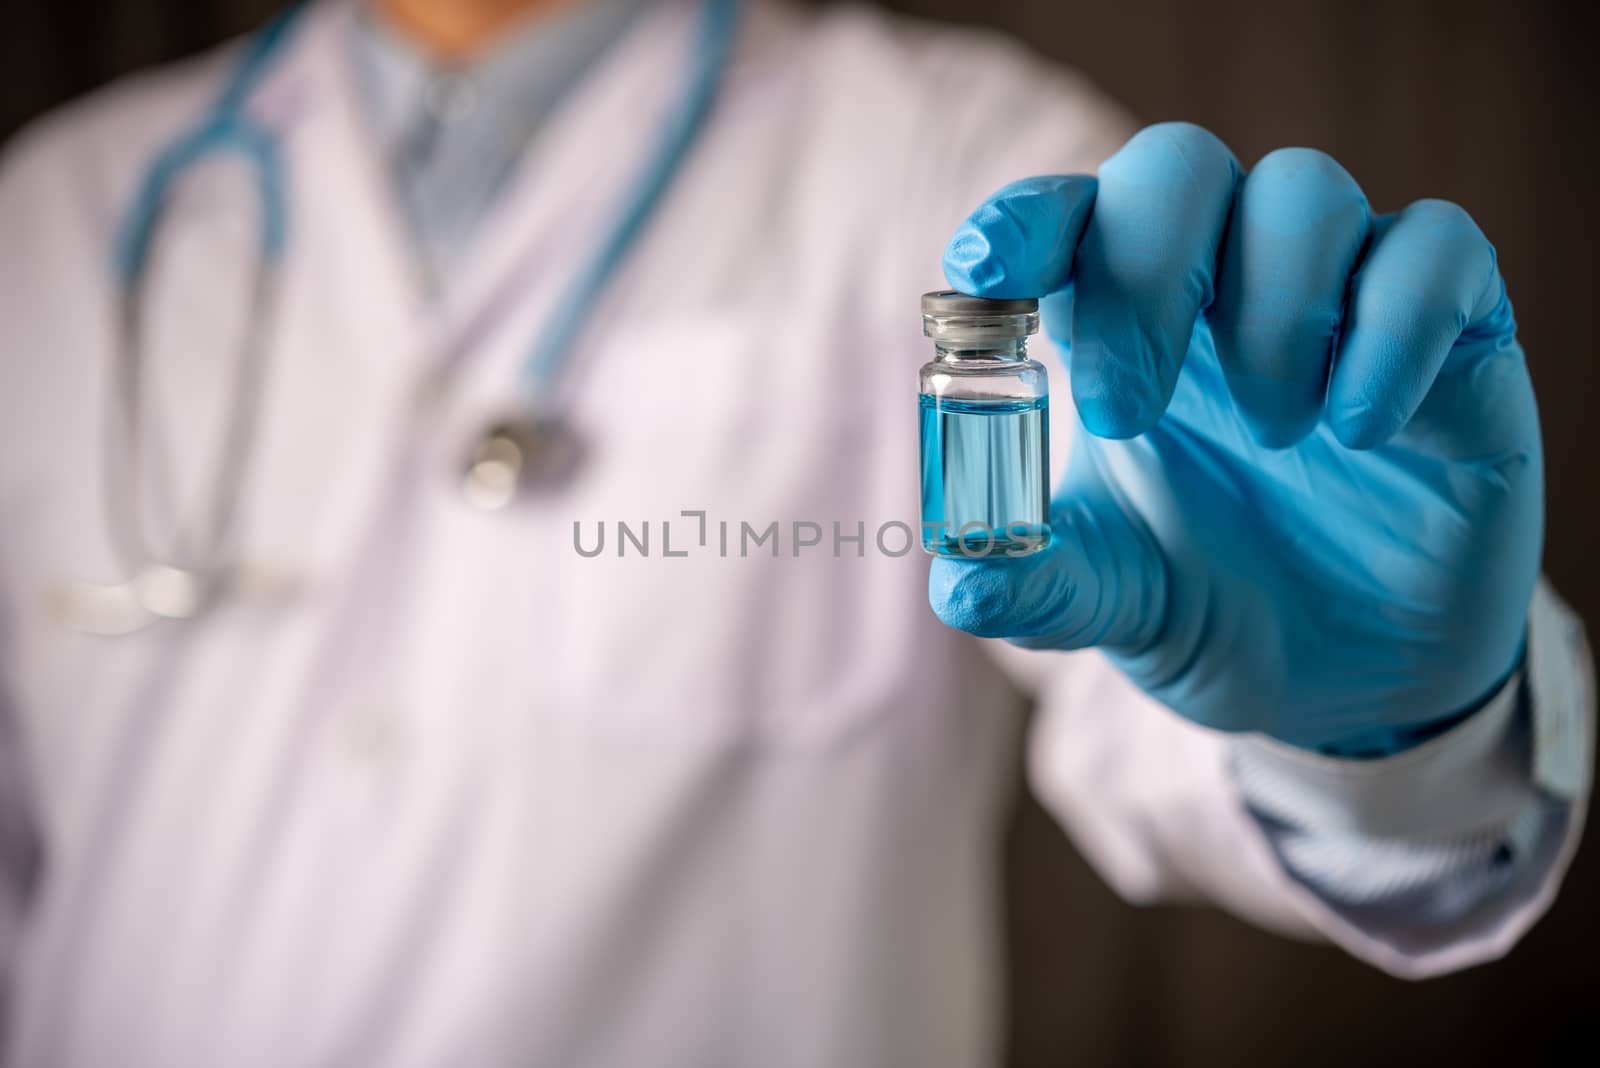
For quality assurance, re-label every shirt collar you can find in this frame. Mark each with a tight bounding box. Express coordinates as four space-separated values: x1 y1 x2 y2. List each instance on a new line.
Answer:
348 0 653 150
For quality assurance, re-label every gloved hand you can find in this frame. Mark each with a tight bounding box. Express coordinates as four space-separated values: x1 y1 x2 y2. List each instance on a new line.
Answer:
933 122 1541 755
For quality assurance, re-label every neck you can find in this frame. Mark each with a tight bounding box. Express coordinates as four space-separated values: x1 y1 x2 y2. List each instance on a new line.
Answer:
372 0 585 59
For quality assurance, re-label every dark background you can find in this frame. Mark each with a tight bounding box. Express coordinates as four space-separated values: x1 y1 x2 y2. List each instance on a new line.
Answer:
3 1 1595 1065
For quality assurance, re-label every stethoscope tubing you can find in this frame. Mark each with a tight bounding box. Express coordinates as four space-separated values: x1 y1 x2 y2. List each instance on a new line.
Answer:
521 0 740 395
71 0 741 634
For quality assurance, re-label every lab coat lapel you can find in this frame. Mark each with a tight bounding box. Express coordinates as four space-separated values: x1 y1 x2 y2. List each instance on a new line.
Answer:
226 0 447 583
252 0 433 370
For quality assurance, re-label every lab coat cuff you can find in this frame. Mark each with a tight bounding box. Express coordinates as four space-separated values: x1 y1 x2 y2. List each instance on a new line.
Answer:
1228 580 1594 978
1233 673 1530 842
1232 581 1591 842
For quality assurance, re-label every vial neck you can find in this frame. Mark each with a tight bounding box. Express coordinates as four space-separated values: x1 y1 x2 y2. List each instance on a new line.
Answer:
933 338 1028 362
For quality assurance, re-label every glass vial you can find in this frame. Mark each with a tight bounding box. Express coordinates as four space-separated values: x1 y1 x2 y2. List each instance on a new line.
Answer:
919 291 1050 557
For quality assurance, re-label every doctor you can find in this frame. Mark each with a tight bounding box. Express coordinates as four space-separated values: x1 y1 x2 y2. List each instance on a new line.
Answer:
0 0 1591 1064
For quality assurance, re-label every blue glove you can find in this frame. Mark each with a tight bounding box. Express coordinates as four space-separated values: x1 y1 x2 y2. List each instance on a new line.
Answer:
934 123 1541 755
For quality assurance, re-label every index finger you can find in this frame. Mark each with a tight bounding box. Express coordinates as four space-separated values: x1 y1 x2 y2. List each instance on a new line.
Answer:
942 174 1098 299
1070 123 1239 438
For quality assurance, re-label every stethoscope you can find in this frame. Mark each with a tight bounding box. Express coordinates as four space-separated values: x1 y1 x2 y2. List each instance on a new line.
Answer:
51 0 740 636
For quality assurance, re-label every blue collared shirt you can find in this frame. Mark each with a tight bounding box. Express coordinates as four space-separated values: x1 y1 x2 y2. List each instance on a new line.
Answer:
347 0 649 288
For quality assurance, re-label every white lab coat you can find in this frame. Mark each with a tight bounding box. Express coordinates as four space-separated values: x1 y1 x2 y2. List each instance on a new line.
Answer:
0 1 1591 1065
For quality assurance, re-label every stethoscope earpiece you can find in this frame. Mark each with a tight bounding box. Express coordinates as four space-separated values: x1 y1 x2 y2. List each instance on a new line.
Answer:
133 564 207 620
47 564 210 637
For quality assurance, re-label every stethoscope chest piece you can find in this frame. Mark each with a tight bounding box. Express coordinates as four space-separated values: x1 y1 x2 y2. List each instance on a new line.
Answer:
461 415 586 511
48 564 212 637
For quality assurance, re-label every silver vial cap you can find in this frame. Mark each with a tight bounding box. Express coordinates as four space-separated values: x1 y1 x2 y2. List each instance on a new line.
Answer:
921 290 1039 343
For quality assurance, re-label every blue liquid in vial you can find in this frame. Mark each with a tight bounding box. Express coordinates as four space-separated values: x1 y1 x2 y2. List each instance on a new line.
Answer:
919 394 1051 556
